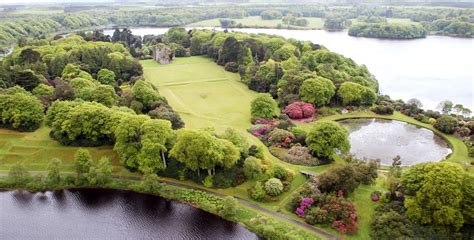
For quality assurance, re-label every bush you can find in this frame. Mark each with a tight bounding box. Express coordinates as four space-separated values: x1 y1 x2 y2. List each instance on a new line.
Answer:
306 121 350 160
243 157 263 180
264 178 284 196
371 105 394 115
434 115 458 134
283 146 318 166
250 93 278 120
221 196 238 217
305 207 329 225
428 118 436 125
268 128 294 148
289 126 307 145
456 127 471 137
283 101 316 119
272 164 290 181
248 181 266 201
224 62 239 73
97 68 116 85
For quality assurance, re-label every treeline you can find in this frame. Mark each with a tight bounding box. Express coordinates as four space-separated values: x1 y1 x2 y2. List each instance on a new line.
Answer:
348 23 427 39
1 5 473 47
151 28 377 108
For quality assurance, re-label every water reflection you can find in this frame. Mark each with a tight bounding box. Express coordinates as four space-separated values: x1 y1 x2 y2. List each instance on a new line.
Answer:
0 189 258 240
340 118 451 166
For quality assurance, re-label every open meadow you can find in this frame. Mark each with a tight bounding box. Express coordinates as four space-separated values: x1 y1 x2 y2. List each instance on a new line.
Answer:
188 16 325 29
0 127 132 176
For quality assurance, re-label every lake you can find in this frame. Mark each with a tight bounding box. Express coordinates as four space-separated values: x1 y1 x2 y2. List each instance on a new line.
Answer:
104 27 473 111
0 189 258 239
339 118 452 166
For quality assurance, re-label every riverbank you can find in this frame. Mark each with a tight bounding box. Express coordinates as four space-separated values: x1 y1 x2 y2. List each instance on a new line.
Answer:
0 175 333 240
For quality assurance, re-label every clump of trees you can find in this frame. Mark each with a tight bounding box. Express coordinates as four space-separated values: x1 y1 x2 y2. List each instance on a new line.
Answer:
349 23 427 39
306 121 350 161
0 87 44 131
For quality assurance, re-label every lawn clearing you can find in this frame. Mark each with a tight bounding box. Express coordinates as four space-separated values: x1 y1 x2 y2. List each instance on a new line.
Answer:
0 127 133 176
188 16 325 29
142 56 259 132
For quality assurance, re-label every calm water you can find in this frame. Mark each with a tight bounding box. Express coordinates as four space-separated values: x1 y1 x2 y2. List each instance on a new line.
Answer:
104 27 473 110
340 118 451 166
0 189 258 240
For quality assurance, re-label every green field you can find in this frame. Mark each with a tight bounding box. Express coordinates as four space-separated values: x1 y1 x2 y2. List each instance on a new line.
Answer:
188 16 325 29
142 57 259 132
0 127 133 176
350 18 419 26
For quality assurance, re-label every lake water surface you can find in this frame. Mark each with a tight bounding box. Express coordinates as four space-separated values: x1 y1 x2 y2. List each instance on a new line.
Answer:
104 27 473 110
0 189 258 239
340 118 451 166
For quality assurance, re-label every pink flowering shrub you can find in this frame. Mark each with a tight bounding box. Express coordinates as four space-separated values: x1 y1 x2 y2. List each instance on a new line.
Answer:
295 197 314 217
292 191 359 235
284 102 316 119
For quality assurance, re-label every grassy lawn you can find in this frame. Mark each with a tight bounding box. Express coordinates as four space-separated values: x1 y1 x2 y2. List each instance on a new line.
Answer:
0 127 134 177
188 16 325 29
142 57 258 132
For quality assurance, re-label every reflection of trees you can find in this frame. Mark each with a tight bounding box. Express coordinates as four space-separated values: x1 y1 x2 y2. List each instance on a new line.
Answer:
11 190 34 207
339 118 374 133
72 188 117 209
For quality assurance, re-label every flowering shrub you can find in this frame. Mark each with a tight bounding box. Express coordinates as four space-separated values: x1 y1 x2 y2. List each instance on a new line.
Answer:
267 128 294 148
295 197 315 217
292 191 359 235
371 190 382 202
284 102 316 119
248 124 274 141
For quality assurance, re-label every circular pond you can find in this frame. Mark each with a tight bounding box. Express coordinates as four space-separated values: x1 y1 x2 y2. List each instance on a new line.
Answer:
339 118 452 166
0 189 258 239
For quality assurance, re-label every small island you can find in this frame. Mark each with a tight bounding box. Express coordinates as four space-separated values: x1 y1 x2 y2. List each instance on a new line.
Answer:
348 22 427 39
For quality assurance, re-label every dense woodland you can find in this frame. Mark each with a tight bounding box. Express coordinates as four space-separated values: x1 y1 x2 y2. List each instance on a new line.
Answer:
0 4 473 50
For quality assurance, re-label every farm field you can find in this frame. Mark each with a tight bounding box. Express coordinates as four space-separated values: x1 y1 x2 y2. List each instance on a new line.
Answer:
188 16 325 29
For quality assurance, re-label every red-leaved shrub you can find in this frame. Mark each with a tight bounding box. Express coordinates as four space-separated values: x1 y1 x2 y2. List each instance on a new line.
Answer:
284 102 316 119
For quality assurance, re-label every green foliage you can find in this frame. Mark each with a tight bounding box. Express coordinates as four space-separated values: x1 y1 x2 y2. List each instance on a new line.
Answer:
221 196 239 218
74 148 92 178
46 158 62 185
299 77 336 107
402 162 467 232
170 129 239 175
220 128 250 158
349 23 427 39
248 181 266 201
306 121 350 159
338 81 377 106
264 178 284 197
97 68 116 85
462 174 474 224
434 115 458 134
49 101 117 146
8 163 30 185
243 157 263 180
250 93 278 120
0 91 44 131
32 83 54 97
132 80 162 111
89 84 118 107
